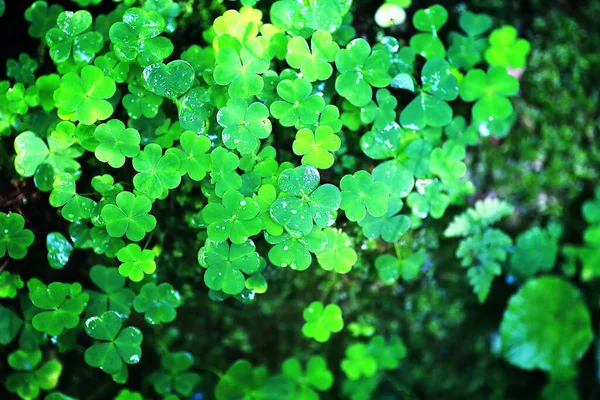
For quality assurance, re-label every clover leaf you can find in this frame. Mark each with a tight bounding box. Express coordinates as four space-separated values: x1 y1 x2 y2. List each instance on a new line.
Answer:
217 97 272 154
133 282 182 325
400 58 458 129
282 356 334 398
6 349 62 400
213 9 259 45
84 310 143 375
151 352 201 398
55 65 116 125
94 120 141 168
109 7 173 67
270 165 341 235
116 243 156 282
214 360 274 400
316 228 357 274
407 180 449 219
459 66 519 122
286 30 339 81
133 143 182 199
198 239 260 295
0 212 34 260
45 10 103 65
410 5 448 59
30 281 89 336
142 60 195 100
500 276 593 372
101 192 157 242
372 160 414 198
7 53 39 85
270 78 326 127
429 140 467 183
94 51 131 83
292 126 341 169
335 39 392 107
47 232 73 270
122 82 163 119
0 304 22 345
214 39 269 97
485 25 531 69
25 1 64 40
49 175 97 222
88 265 135 317
210 148 242 197
360 89 397 131
176 130 211 181
266 226 327 271
0 271 24 299
203 189 263 244
340 170 389 222
358 197 411 242
375 252 424 284
302 301 344 343
508 225 560 279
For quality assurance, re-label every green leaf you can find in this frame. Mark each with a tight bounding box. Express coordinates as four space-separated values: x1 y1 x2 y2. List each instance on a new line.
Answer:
143 60 195 100
14 131 49 178
89 265 135 317
270 78 325 127
509 225 560 279
133 282 182 325
286 30 339 82
202 190 263 244
30 281 89 336
316 228 357 273
358 197 411 242
217 97 272 154
101 192 157 242
210 147 242 197
292 126 341 169
340 170 389 222
302 301 344 343
133 144 181 199
485 25 531 68
116 244 156 282
266 227 327 271
429 140 467 184
0 212 34 260
0 305 23 345
94 119 141 168
214 39 269 97
47 232 73 269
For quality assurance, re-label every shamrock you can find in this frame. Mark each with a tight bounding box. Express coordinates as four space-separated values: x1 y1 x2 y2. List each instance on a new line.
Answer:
360 89 398 131
202 190 263 244
375 251 425 284
409 5 448 59
266 227 327 271
122 83 164 119
429 140 467 183
101 192 157 242
176 130 211 181
35 73 61 112
0 304 21 345
0 212 34 260
214 360 275 400
270 78 325 127
217 97 272 154
212 9 259 44
213 39 270 97
444 116 479 146
25 1 64 39
94 120 141 168
143 0 181 33
400 58 458 129
316 229 357 274
198 239 260 295
7 53 38 85
371 160 414 198
45 10 103 64
29 281 89 336
0 271 24 299
407 180 449 219
133 144 182 199
49 175 97 222
286 30 340 81
302 301 344 343
485 25 531 69
5 349 62 399
270 165 341 235
87 265 135 317
282 356 334 397
292 126 341 169
210 148 242 197
109 7 173 67
178 87 214 132
142 60 195 100
14 131 82 179
335 38 392 107
358 198 411 243
55 65 117 125
459 66 519 122
151 352 201 398
115 390 143 400
116 244 156 282
133 283 182 325
94 51 131 83
47 232 73 270
270 0 351 33
6 83 34 115
447 12 492 70
340 170 389 222
84 310 143 375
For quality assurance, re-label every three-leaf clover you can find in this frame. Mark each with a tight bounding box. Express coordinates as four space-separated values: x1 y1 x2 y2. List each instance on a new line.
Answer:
0 212 34 260
400 58 458 129
174 130 212 181
210 148 242 197
142 60 195 100
87 265 135 317
270 165 341 235
316 229 357 274
270 78 325 127
335 38 392 107
292 126 341 169
340 170 389 222
302 301 344 343
47 232 73 269
133 144 182 199
409 5 448 59
485 25 531 69
94 120 141 168
84 310 143 375
55 66 117 125
286 30 340 81
45 10 103 64
217 97 272 154
407 180 449 219
213 39 270 97
5 349 62 400
133 282 182 325
198 239 260 295
116 244 156 282
266 227 327 271
101 192 157 241
151 352 201 398
282 356 334 398
459 66 519 122
49 175 97 222
429 140 467 183
202 190 263 244
30 281 89 336
358 198 411 242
